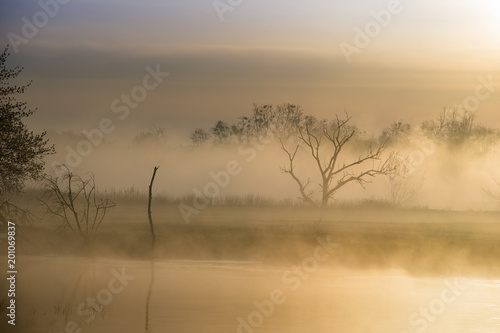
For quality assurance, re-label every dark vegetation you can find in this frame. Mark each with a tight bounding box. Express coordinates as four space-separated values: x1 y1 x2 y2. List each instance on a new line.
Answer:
40 165 116 246
0 46 55 223
3 45 500 279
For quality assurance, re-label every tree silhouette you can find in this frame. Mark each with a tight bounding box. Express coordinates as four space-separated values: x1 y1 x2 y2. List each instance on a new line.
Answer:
0 46 55 223
379 121 411 145
190 128 210 146
41 165 115 245
421 106 481 146
189 104 304 146
385 152 424 206
212 120 233 144
280 112 389 208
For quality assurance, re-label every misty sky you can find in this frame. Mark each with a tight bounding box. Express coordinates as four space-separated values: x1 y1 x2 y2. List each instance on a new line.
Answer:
2 0 500 141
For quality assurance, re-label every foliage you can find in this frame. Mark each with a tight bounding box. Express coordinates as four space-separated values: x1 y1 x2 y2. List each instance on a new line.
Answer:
192 103 304 145
190 128 210 146
0 46 55 224
211 120 233 144
421 106 479 146
0 46 55 197
380 121 411 145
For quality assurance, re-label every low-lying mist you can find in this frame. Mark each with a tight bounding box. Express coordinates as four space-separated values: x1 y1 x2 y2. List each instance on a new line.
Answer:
41 122 500 211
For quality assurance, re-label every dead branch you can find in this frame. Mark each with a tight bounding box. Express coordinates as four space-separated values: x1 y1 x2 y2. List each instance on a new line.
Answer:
279 112 389 207
41 165 115 244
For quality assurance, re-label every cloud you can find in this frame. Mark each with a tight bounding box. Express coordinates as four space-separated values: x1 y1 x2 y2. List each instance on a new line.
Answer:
14 42 484 90
12 42 500 137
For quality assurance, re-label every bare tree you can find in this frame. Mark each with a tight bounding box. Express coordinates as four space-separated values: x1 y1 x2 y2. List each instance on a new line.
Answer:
385 152 424 205
421 106 478 146
280 112 388 208
484 178 500 203
147 166 159 247
0 200 37 225
42 165 115 244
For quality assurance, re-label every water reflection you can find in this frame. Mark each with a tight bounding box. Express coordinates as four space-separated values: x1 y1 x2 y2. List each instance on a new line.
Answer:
9 256 500 333
144 258 155 333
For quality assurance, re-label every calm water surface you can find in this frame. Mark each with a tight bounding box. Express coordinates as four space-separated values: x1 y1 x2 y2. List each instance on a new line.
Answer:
10 256 500 333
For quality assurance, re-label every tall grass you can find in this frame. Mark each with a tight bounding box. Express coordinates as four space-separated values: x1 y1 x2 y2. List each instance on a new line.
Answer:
19 186 424 209
100 186 301 207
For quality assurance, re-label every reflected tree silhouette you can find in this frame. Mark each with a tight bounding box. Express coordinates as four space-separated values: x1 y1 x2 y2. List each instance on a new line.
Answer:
145 166 159 333
145 258 155 333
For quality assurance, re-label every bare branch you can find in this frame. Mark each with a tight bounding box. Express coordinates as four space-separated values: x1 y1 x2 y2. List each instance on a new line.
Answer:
41 165 115 245
279 110 388 207
279 139 316 206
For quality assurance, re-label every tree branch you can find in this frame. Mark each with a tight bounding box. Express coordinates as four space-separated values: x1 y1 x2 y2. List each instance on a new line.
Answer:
279 139 316 206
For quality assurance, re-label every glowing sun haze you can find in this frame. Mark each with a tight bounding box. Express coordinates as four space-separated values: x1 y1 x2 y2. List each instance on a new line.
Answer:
1 0 500 141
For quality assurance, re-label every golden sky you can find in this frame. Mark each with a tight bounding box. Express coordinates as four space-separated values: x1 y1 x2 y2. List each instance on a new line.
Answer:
2 0 500 140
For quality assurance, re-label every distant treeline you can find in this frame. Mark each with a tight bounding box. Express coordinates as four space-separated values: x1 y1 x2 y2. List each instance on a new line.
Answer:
48 104 499 151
